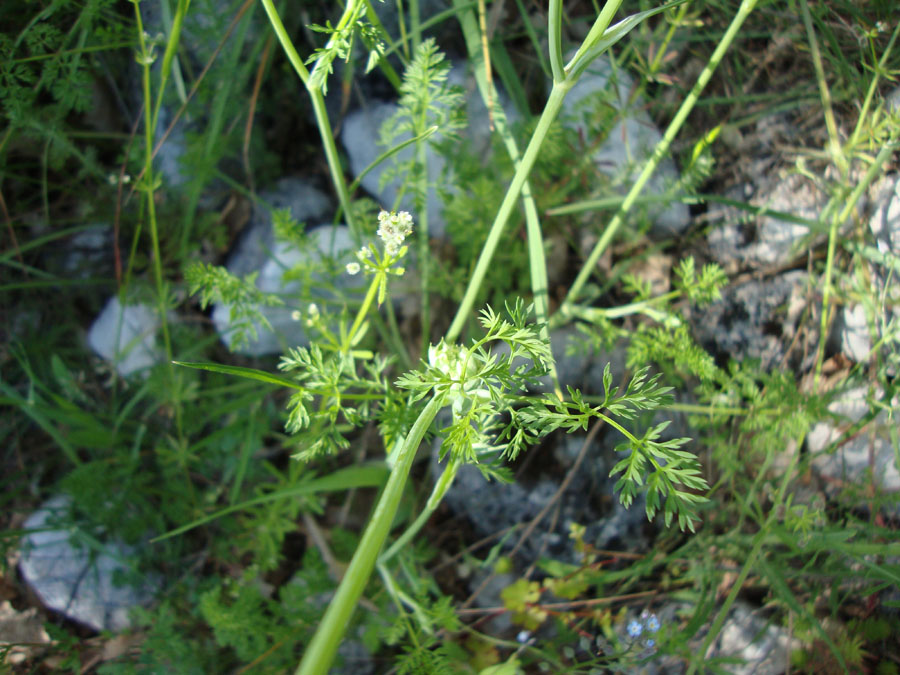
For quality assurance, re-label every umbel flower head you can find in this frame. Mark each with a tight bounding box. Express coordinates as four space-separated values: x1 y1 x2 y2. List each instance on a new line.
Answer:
376 210 413 257
345 210 414 280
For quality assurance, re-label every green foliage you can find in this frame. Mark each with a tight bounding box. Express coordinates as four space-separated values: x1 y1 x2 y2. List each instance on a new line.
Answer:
673 257 727 306
5 0 900 673
515 363 708 531
305 2 386 94
397 300 552 465
185 262 284 351
378 38 465 214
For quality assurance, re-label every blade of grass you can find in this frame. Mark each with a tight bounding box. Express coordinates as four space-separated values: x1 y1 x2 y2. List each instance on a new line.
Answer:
152 463 391 541
173 360 303 389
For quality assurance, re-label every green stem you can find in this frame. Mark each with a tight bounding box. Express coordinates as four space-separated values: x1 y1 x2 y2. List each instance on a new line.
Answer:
296 392 446 675
562 0 759 309
799 0 847 177
133 2 181 439
812 133 898 387
259 0 358 238
379 455 462 564
151 0 190 134
547 0 564 83
344 271 382 352
454 0 563 397
416 135 431 352
445 78 573 342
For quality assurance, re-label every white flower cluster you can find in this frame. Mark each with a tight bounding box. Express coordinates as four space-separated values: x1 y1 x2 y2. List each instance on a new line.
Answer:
376 210 413 257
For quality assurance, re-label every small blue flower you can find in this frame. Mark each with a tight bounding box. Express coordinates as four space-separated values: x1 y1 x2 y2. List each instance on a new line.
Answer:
627 620 643 638
645 614 660 633
645 638 656 649
516 630 531 644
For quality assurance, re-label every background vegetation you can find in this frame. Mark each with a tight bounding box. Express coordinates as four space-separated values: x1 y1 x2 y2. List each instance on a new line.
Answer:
2 0 898 672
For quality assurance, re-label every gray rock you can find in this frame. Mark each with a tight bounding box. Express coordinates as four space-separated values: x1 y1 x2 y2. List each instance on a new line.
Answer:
87 296 162 377
869 173 900 254
887 85 900 114
807 385 900 497
689 270 811 370
435 430 649 566
57 225 112 279
862 175 900 375
704 602 798 675
705 184 754 267
225 178 333 279
836 303 871 363
18 496 156 632
561 56 690 237
750 172 820 265
212 224 359 356
466 571 518 636
341 62 510 239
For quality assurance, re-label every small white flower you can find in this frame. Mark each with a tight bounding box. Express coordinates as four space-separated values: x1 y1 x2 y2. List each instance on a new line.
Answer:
346 261 361 275
307 303 319 317
377 210 414 257
291 310 302 321
357 247 371 260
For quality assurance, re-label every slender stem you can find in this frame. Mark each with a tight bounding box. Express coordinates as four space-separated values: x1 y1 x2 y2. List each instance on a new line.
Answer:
416 136 432 352
548 0 564 83
344 271 382 352
812 133 898 387
688 426 807 674
151 0 190 134
562 0 759 309
409 0 422 50
649 2 688 75
259 0 358 238
454 0 562 396
799 0 847 177
296 393 446 675
847 24 899 149
380 455 462 564
133 4 180 431
446 78 573 342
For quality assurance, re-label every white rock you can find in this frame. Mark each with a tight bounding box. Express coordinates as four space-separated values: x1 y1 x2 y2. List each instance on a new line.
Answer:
838 303 871 363
705 602 799 675
887 85 900 114
562 56 690 236
808 386 900 495
869 174 900 255
226 178 333 279
87 296 161 377
341 62 510 239
18 496 156 632
751 172 820 264
212 225 358 356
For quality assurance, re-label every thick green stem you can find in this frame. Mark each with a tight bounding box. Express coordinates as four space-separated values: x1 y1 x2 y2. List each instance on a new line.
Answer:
296 393 446 675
